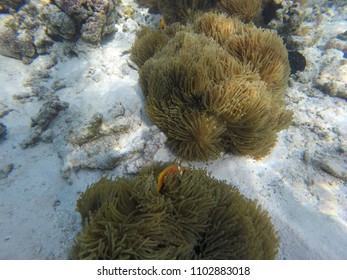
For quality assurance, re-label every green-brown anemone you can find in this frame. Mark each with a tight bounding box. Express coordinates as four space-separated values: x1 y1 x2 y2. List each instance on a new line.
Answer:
131 13 292 160
71 163 279 259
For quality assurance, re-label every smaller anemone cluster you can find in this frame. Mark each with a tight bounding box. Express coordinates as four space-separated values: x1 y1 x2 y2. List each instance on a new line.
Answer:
131 12 292 161
137 0 281 24
71 163 279 260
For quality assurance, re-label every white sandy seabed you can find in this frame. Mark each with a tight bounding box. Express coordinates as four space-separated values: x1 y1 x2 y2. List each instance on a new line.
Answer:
0 1 347 260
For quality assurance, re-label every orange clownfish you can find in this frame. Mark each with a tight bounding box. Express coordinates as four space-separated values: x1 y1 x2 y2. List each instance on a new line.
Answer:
157 164 186 192
159 18 166 29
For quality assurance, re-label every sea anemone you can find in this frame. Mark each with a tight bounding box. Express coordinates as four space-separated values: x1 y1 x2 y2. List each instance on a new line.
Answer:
224 26 291 97
218 0 263 22
193 12 245 45
136 0 270 24
71 163 280 259
157 0 216 24
132 13 292 161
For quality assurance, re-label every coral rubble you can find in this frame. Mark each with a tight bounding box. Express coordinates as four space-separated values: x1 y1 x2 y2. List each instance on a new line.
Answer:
53 0 118 44
0 122 6 139
0 0 26 12
0 0 119 63
20 97 69 149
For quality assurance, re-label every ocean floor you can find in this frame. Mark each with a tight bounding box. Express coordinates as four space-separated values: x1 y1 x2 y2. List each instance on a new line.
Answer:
0 0 347 259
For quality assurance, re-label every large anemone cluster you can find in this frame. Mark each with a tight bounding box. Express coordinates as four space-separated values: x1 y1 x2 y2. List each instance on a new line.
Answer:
131 12 292 161
71 163 279 260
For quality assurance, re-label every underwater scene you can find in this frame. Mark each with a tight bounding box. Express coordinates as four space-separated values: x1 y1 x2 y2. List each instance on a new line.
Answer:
0 0 346 260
